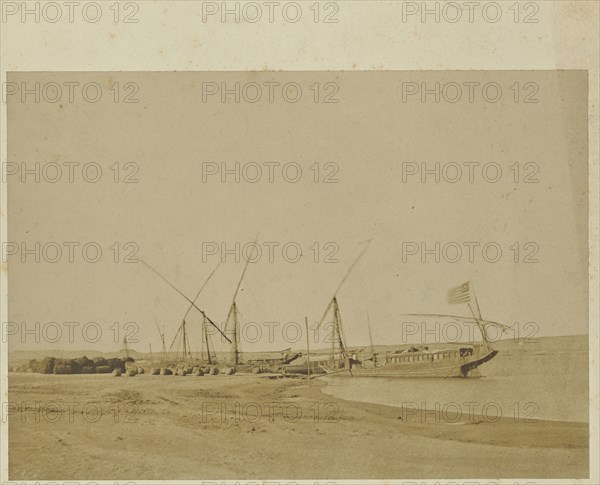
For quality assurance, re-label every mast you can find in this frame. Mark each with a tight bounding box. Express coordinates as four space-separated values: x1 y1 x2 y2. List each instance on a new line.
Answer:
316 239 371 333
316 240 371 366
182 320 188 361
180 262 221 327
332 297 347 361
200 316 204 362
168 324 183 357
226 235 259 367
203 315 213 364
330 308 335 364
179 261 221 362
187 325 193 361
231 302 239 366
305 316 311 382
328 297 347 367
154 316 167 359
225 299 241 366
367 312 376 366
123 337 129 359
154 316 168 361
140 259 231 343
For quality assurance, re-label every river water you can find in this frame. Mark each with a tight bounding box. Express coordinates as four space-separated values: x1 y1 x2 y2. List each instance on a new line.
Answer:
322 345 589 423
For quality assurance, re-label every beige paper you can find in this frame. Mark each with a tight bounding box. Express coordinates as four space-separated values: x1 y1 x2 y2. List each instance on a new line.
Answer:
1 3 598 485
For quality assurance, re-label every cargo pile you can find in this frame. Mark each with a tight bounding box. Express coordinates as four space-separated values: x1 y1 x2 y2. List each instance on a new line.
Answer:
22 356 135 374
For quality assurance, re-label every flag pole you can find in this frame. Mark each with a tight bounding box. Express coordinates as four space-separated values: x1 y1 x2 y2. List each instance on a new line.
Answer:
466 284 491 352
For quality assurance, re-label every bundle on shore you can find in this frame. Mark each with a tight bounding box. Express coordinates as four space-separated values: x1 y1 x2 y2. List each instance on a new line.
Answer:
107 358 128 373
252 366 271 374
36 357 56 374
73 356 94 369
23 356 135 375
150 364 208 377
53 364 72 374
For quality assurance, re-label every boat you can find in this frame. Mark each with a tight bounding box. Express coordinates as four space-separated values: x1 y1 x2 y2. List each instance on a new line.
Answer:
141 259 233 369
313 251 504 378
223 237 304 373
244 348 302 367
340 343 498 378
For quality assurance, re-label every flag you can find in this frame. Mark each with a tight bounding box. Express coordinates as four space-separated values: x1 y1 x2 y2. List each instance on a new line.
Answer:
448 281 471 305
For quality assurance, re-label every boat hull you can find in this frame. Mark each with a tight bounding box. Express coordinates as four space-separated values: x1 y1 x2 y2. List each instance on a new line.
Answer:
329 350 498 378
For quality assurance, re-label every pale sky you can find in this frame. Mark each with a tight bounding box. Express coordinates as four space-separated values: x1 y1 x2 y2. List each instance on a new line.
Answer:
6 71 588 354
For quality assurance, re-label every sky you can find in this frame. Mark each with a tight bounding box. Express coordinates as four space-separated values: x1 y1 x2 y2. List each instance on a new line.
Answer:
6 70 588 354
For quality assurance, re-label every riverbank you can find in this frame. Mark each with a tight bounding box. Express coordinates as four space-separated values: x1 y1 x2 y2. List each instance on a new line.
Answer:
8 372 588 480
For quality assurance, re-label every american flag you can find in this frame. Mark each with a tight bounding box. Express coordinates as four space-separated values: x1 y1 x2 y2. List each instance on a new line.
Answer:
448 282 471 305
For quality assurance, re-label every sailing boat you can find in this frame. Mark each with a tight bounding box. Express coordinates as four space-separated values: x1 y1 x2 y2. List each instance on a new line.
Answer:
140 259 232 365
282 240 371 376
223 237 302 373
161 262 222 365
324 281 503 378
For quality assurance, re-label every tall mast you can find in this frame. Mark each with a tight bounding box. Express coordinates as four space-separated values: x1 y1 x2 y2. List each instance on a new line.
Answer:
154 315 168 361
231 302 239 366
332 297 347 360
140 259 231 343
187 324 193 360
305 316 311 382
180 262 221 324
179 261 221 361
123 337 129 359
316 239 371 333
226 235 259 366
200 315 204 362
316 240 371 363
168 323 183 356
367 312 376 365
182 320 188 361
331 305 335 363
203 315 213 364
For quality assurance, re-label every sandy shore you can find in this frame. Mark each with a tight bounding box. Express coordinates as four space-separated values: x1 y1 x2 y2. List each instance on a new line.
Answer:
7 372 588 480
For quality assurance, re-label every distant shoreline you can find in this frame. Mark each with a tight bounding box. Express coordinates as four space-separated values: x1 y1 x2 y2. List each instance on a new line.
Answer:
7 332 590 361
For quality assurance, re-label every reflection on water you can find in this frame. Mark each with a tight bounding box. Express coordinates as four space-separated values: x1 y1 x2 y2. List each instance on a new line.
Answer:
322 348 588 423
